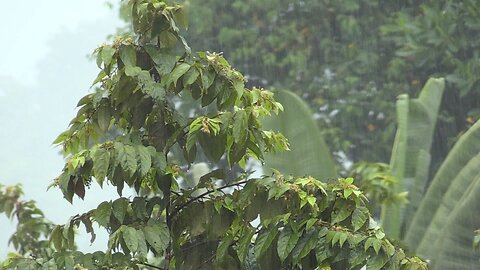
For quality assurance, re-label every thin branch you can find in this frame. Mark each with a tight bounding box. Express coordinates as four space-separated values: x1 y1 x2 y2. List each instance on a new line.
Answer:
170 179 249 218
136 262 165 270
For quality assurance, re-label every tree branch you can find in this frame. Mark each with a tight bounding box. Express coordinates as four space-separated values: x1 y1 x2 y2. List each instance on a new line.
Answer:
136 261 165 270
170 179 249 218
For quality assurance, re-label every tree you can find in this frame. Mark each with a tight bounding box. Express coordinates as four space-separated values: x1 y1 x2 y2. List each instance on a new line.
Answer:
1 1 426 269
183 0 480 176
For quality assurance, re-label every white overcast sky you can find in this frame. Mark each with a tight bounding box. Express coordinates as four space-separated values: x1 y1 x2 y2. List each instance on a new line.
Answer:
0 1 118 84
0 1 126 257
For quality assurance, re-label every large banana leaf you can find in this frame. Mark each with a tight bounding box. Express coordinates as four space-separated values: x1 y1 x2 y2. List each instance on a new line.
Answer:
262 90 337 180
429 173 480 270
405 119 480 251
381 78 445 239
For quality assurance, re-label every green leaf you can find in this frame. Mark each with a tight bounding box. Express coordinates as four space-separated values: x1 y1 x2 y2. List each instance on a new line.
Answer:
101 45 116 66
366 252 388 270
50 226 63 251
216 235 233 265
331 201 353 224
168 63 190 87
277 226 301 262
291 230 318 264
144 46 176 75
119 45 136 66
136 145 152 177
112 198 128 224
122 145 138 177
125 65 143 77
132 197 147 220
351 206 369 231
365 237 382 254
92 148 110 186
233 110 248 144
136 229 148 256
122 226 139 253
96 105 111 131
237 227 255 265
255 228 279 260
94 201 111 228
143 224 170 253
183 66 200 86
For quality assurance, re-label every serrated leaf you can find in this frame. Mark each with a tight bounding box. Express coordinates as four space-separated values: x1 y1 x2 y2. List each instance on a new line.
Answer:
352 206 369 231
331 201 353 224
136 229 148 256
94 201 111 228
64 255 74 270
136 145 152 177
365 237 382 254
277 227 301 262
145 46 176 75
92 148 110 186
232 79 244 99
168 63 190 87
268 183 290 200
233 110 248 144
50 226 63 251
132 197 147 220
125 65 143 77
237 227 255 265
291 231 317 264
366 252 388 270
122 145 138 177
151 149 167 172
101 45 116 66
119 45 136 66
338 232 348 247
122 226 139 253
255 228 279 260
143 224 170 253
96 105 111 131
112 198 128 224
216 236 233 265
183 67 199 86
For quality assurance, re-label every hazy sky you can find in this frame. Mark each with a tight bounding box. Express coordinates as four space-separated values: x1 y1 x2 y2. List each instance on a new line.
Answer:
0 1 119 84
0 1 126 258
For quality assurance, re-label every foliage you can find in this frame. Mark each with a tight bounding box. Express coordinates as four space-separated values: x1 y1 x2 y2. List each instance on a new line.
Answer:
381 0 480 174
183 0 480 175
0 1 428 269
183 0 405 165
381 78 445 239
349 162 407 216
262 90 337 180
403 119 480 269
0 184 55 259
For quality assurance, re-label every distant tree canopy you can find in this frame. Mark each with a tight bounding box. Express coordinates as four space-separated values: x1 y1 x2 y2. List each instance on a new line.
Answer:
183 0 480 173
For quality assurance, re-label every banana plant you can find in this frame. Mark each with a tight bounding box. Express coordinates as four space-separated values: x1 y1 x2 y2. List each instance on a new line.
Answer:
381 78 445 239
261 89 337 180
263 79 480 269
404 119 480 268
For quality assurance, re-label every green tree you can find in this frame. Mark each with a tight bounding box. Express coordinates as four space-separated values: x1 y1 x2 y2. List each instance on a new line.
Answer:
0 1 427 269
183 0 480 176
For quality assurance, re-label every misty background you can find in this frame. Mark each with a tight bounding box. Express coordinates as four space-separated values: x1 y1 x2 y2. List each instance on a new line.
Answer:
0 1 125 257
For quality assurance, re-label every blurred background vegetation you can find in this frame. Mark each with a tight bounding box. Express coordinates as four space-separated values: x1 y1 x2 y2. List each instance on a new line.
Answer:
181 0 480 176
